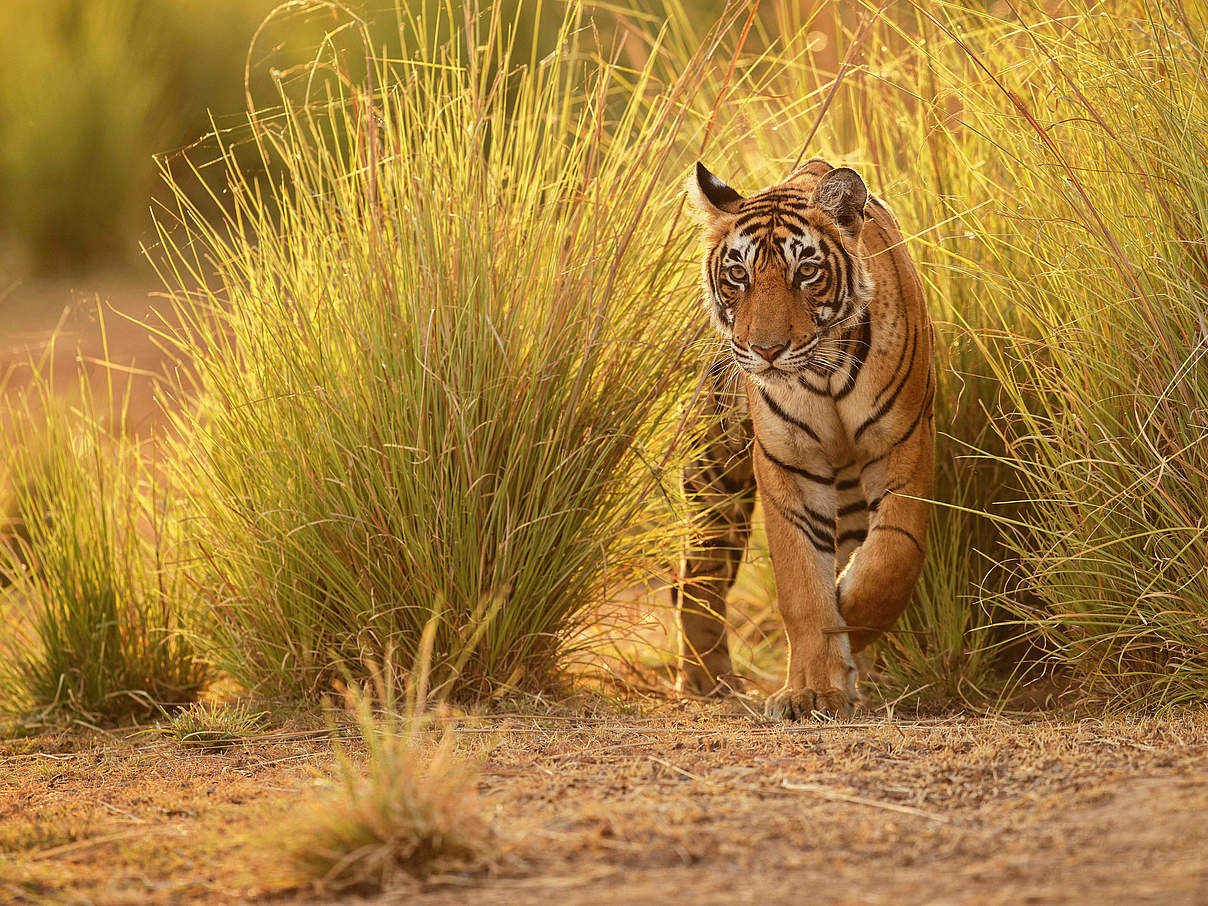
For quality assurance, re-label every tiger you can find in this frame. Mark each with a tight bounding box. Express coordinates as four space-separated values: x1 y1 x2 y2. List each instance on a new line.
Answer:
675 157 934 720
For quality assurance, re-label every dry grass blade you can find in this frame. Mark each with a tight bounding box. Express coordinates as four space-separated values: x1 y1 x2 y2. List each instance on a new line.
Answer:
779 780 949 823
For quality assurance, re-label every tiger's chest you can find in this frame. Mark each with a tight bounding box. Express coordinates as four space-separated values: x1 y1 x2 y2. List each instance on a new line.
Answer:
748 378 851 470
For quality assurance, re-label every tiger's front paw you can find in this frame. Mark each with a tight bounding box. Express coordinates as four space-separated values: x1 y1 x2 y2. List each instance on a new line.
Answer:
764 685 857 721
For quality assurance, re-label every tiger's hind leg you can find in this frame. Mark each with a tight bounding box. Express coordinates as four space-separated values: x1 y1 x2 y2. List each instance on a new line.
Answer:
675 362 754 697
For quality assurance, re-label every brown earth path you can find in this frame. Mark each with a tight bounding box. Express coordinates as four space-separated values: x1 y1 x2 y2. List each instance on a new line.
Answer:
0 271 176 437
3 709 1207 905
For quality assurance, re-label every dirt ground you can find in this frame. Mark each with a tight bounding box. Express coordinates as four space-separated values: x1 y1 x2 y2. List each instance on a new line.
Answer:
2 707 1207 905
0 270 175 436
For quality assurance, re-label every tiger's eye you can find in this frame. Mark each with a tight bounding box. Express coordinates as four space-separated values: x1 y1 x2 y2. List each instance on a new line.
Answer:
726 263 748 283
797 263 819 283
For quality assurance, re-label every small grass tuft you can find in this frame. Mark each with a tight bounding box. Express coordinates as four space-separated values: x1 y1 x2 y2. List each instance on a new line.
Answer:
166 701 269 751
289 663 486 894
0 351 206 722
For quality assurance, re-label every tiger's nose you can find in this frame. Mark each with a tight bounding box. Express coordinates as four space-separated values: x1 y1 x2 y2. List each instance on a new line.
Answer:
751 343 786 363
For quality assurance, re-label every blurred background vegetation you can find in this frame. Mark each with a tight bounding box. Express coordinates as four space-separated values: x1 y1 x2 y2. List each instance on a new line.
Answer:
1 0 1205 722
0 0 725 273
0 0 272 272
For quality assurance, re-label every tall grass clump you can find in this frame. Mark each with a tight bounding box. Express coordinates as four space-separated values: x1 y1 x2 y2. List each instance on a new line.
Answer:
752 0 1208 708
932 2 1208 707
155 3 732 702
0 363 205 720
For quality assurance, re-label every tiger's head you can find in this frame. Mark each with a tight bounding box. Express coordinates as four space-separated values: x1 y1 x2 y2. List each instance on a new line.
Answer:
688 161 874 382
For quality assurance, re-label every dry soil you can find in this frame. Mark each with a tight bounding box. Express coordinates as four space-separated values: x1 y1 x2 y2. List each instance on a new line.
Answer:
3 708 1207 905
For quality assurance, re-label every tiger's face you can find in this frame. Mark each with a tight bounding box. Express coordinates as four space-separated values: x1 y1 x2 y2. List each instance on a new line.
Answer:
689 162 873 383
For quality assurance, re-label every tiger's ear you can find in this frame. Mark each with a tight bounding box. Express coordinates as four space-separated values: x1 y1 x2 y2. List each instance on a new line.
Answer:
810 167 868 243
689 161 743 218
